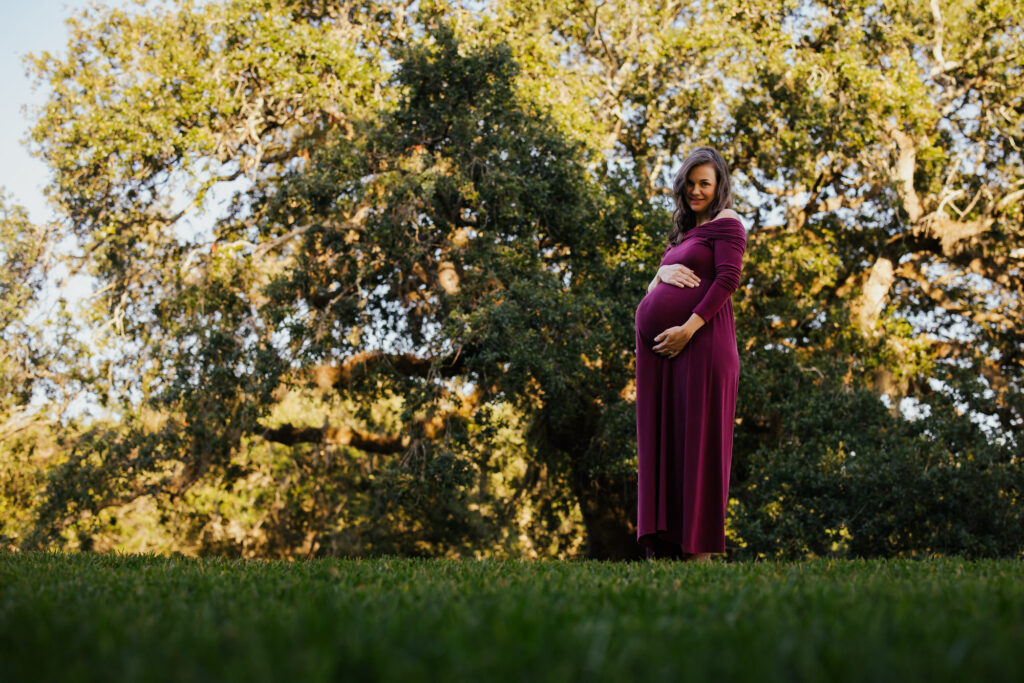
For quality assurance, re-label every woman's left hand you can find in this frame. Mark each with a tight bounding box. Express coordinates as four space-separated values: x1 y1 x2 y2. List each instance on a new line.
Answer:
652 325 694 358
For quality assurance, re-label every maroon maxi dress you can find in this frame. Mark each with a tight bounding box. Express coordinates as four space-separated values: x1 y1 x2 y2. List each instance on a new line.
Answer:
634 215 747 555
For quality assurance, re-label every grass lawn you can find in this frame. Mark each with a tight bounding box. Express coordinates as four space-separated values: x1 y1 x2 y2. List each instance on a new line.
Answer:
1 551 1022 682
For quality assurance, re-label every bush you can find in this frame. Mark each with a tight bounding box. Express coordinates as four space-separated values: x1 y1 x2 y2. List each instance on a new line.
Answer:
728 349 1024 559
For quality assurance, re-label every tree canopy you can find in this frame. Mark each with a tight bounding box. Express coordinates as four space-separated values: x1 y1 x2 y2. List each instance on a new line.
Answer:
3 0 1021 559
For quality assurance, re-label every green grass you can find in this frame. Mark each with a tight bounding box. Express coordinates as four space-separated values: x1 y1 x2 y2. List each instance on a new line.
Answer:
1 552 1022 682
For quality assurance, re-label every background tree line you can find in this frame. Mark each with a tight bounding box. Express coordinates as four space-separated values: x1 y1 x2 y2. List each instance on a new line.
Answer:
1 0 1021 559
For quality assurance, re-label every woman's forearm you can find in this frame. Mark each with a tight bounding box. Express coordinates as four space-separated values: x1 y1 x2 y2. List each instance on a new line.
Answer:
682 312 705 332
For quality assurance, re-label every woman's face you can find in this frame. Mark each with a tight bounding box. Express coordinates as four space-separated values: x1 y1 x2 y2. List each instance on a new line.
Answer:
684 163 717 214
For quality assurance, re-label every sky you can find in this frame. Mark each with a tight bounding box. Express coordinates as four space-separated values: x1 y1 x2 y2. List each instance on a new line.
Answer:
0 1 131 226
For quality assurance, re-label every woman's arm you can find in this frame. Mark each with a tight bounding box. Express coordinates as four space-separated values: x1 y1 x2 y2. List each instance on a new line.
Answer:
691 219 747 322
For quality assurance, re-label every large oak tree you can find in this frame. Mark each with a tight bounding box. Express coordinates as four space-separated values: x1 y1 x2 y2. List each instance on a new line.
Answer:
15 0 1023 558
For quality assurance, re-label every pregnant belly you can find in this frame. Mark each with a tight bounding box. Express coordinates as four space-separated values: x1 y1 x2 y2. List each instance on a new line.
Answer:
635 282 709 344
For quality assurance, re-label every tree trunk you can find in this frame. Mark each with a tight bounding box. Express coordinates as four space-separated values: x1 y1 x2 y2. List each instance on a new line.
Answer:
569 465 646 561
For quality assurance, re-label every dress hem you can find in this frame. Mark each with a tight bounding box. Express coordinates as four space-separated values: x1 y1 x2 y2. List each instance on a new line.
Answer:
636 531 725 555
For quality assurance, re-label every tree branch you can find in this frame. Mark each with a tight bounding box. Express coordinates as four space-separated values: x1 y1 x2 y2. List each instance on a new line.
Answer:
309 346 473 393
260 410 462 454
261 421 413 453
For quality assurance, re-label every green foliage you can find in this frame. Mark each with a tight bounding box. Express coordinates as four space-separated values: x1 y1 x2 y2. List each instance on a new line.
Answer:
0 195 79 417
12 0 1024 559
29 390 585 560
729 347 1024 559
0 194 92 550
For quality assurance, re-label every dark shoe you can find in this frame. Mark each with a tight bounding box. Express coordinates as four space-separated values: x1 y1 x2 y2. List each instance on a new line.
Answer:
646 537 684 560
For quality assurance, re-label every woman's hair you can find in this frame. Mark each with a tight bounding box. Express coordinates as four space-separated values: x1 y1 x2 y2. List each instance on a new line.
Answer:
667 147 733 247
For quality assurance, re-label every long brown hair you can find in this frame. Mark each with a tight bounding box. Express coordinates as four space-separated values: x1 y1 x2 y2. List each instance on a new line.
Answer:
667 147 733 247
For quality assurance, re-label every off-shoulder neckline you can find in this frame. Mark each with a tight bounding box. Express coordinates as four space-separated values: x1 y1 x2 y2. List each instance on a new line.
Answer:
666 215 745 250
695 214 743 227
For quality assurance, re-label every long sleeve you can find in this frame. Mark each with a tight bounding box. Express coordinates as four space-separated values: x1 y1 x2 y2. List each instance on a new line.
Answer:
691 219 746 323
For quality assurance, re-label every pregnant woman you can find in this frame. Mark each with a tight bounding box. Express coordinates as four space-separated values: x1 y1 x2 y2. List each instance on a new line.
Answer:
634 146 747 562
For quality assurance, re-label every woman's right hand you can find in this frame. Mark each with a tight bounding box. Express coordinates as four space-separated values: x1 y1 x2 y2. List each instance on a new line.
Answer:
656 263 701 288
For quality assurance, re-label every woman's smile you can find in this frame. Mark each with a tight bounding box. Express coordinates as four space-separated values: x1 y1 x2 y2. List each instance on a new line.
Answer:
683 163 718 216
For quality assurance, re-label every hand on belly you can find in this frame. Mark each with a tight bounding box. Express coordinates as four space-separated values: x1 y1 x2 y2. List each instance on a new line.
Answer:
635 280 708 345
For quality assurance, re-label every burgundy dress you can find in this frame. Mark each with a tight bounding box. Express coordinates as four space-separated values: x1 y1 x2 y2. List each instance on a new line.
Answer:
634 215 747 555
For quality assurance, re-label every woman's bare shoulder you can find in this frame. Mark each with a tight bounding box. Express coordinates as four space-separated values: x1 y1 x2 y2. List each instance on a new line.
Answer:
714 209 742 221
